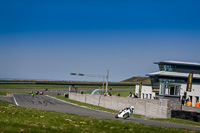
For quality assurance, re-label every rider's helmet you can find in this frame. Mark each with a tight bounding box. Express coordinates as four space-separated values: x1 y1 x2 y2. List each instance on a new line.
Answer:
130 106 134 110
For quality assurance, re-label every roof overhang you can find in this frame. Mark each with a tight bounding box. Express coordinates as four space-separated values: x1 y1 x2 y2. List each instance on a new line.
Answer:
146 71 200 79
154 61 200 67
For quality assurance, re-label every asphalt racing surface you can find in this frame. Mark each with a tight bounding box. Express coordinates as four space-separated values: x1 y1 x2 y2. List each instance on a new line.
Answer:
12 94 114 119
3 94 200 131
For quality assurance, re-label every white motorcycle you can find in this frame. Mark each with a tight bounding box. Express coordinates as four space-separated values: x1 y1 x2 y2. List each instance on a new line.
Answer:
115 106 134 119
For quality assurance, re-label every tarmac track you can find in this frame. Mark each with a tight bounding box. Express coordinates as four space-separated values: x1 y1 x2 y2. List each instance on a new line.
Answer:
1 94 200 131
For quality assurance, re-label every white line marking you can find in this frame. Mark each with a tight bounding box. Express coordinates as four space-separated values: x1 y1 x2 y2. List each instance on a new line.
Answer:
12 94 19 106
46 95 78 106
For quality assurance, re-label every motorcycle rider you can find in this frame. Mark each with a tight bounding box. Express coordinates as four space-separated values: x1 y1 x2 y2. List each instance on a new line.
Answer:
119 106 134 115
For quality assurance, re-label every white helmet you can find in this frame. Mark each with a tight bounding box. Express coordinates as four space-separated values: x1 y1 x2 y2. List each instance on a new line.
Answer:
130 106 134 110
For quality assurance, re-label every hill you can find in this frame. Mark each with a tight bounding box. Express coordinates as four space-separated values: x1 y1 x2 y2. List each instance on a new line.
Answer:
121 76 151 85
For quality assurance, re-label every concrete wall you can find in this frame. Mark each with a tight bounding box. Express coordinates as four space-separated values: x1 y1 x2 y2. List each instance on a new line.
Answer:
182 105 200 113
69 93 181 118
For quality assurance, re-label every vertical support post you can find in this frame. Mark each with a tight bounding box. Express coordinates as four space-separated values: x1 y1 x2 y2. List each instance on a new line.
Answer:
139 82 142 98
105 70 109 92
102 76 105 91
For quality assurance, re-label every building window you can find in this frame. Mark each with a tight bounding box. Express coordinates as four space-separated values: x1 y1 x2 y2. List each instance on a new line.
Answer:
159 64 200 74
169 85 175 95
160 83 181 96
150 94 152 99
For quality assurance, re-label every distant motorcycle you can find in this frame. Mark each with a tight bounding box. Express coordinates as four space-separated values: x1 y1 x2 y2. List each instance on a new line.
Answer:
115 106 134 119
36 91 39 95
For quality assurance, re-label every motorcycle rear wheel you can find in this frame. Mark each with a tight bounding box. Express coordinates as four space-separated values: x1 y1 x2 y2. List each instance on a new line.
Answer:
123 113 129 119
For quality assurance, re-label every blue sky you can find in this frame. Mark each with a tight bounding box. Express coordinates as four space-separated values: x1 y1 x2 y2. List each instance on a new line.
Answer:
0 0 200 82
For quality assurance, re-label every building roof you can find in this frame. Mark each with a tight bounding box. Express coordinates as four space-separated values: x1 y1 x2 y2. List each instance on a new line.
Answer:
154 61 200 67
146 71 200 79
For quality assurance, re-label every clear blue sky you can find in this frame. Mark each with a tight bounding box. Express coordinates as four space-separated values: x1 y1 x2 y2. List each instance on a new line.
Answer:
0 0 200 82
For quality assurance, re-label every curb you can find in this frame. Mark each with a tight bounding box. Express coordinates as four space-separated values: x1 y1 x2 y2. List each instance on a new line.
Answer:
12 94 19 106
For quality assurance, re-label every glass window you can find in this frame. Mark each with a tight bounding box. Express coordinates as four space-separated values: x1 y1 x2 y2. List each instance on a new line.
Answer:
159 64 200 74
169 85 175 95
160 83 181 96
164 65 167 71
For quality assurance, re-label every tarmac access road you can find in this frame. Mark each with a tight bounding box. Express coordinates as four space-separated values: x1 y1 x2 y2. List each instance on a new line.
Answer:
1 94 200 131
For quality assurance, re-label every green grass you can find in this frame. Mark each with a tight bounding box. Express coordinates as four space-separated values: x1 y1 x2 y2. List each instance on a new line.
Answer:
82 87 135 97
53 95 200 127
0 80 136 86
0 100 197 133
121 76 151 84
0 91 7 96
0 84 134 90
83 90 134 97
0 84 105 89
0 84 135 97
0 84 69 89
150 117 200 127
109 90 135 97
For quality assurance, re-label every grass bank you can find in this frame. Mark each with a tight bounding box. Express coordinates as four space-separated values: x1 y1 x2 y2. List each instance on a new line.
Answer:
0 100 196 133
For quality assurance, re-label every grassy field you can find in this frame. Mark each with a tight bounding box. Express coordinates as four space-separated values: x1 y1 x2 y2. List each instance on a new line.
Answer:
0 100 197 133
0 84 135 97
0 84 134 90
0 84 69 89
0 91 7 96
83 90 134 97
0 80 136 86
